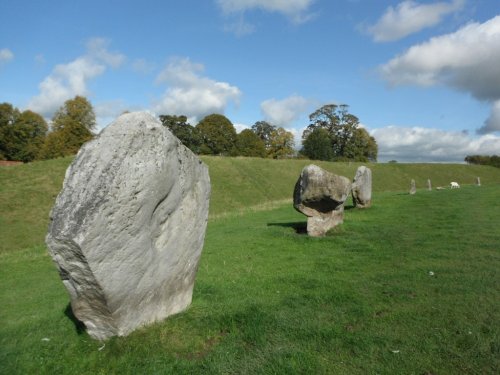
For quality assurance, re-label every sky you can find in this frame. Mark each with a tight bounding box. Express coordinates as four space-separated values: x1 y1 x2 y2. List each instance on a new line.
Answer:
1 0 500 162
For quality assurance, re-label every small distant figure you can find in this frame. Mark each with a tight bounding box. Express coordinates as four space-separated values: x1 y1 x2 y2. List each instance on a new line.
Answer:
450 181 460 189
427 179 432 191
476 177 481 186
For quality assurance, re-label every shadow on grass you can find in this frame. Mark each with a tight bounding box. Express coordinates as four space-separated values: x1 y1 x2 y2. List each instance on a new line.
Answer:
64 304 86 335
268 221 307 234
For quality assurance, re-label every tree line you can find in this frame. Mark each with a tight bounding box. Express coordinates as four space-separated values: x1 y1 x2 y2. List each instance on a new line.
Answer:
160 114 295 159
465 155 500 168
1 96 378 162
0 96 95 162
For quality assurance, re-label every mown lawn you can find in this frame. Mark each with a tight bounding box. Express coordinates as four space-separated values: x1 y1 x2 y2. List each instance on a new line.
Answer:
1 184 499 374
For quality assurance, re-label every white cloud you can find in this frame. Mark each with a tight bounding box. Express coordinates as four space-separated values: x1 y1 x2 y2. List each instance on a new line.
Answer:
217 0 315 24
261 95 311 127
371 125 500 162
380 15 500 134
153 57 241 122
86 38 125 68
0 48 14 65
368 0 465 42
93 100 143 131
478 100 500 135
27 38 125 118
234 123 250 133
28 57 105 117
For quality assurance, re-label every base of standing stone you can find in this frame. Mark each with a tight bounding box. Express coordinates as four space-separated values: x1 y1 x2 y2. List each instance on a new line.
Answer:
307 208 344 236
353 199 371 209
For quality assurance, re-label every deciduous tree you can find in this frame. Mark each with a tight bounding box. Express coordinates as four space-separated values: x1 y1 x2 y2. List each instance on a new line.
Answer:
0 103 47 162
251 121 276 149
301 104 378 161
236 129 266 157
196 114 237 155
41 96 95 159
159 114 202 154
268 127 295 159
301 128 333 161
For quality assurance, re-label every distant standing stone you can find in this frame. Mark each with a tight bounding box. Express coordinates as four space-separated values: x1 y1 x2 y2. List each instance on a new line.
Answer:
427 179 432 191
352 166 372 208
477 177 481 186
410 179 416 195
46 112 211 340
294 164 351 236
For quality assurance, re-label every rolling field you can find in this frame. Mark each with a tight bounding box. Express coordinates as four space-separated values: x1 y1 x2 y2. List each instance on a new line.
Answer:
1 157 499 374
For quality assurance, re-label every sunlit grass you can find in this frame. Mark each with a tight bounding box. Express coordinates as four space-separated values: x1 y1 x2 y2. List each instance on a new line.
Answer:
1 183 499 374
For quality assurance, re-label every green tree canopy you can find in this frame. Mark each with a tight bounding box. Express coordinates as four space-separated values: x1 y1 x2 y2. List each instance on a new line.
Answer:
301 128 334 161
159 114 202 154
236 129 267 157
41 96 95 159
0 103 47 162
196 114 237 156
302 104 378 162
268 127 295 159
251 121 276 149
465 154 500 168
0 103 20 160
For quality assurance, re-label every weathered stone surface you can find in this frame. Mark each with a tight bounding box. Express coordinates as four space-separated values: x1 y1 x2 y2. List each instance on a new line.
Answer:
410 179 416 195
293 164 351 236
46 112 211 340
351 166 372 208
427 179 432 191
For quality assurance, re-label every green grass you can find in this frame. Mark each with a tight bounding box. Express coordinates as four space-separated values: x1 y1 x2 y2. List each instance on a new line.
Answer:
1 168 499 373
2 156 499 253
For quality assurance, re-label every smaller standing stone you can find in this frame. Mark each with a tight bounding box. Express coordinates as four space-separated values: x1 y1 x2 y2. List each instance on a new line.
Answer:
476 177 481 186
294 165 351 237
427 179 432 191
352 166 372 208
410 179 416 195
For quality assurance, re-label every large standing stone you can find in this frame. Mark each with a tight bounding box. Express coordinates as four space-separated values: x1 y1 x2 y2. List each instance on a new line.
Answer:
351 166 372 208
293 164 351 236
46 112 211 340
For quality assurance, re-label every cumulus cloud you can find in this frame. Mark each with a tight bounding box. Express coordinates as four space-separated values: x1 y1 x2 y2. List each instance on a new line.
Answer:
477 100 500 135
380 15 500 134
27 38 125 118
86 38 125 68
154 57 241 122
368 0 465 42
0 48 14 65
372 125 500 162
217 0 316 25
261 95 311 127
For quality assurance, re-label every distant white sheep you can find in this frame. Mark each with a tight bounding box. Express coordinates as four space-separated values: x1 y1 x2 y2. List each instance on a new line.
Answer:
450 181 460 189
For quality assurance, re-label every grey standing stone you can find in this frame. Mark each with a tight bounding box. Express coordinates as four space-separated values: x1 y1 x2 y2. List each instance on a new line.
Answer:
427 179 432 191
352 166 372 208
410 179 416 195
46 112 211 340
293 164 351 236
476 177 481 186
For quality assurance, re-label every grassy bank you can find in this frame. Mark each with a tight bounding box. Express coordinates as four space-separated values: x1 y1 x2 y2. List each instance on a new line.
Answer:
1 156 500 253
1 185 499 374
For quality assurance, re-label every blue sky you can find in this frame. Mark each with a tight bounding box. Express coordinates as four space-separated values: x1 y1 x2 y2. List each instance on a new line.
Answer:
1 0 499 162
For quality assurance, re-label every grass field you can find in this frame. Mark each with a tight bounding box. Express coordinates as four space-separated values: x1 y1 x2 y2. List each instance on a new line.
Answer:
1 157 499 374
